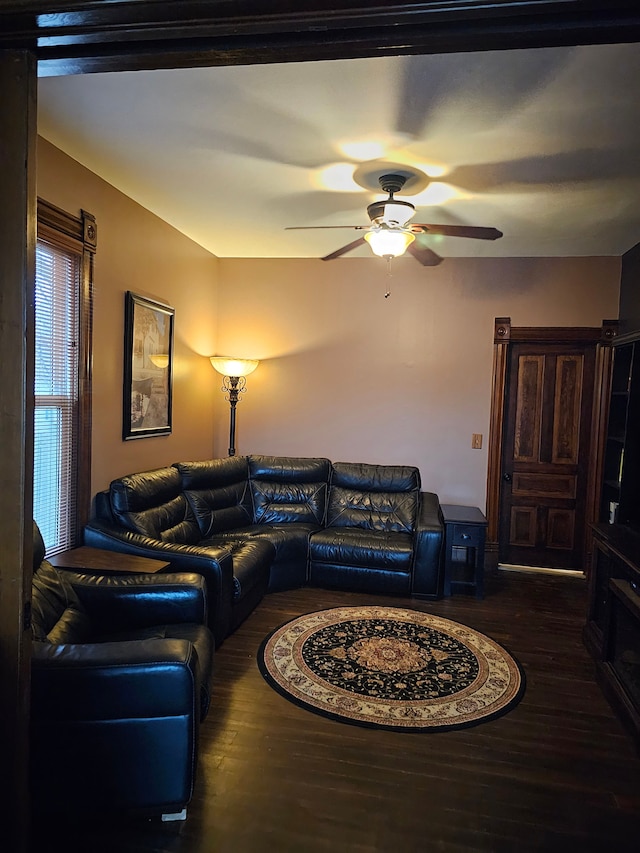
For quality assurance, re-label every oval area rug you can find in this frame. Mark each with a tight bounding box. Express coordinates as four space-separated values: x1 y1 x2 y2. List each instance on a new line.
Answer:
258 605 525 731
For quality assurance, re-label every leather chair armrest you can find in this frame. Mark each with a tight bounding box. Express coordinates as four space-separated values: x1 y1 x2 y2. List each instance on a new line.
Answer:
30 638 200 816
31 638 198 719
83 520 234 643
411 491 444 598
61 571 208 633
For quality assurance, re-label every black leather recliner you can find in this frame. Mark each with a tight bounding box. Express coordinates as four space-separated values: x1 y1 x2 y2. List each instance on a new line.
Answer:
29 522 215 820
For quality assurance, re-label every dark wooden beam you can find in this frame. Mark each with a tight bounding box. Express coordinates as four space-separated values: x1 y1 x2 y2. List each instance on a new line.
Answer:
1 2 639 75
0 49 37 852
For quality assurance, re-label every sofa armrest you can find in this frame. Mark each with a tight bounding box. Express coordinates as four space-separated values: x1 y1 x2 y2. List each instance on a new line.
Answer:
83 520 234 644
411 491 444 598
31 638 198 720
60 571 207 634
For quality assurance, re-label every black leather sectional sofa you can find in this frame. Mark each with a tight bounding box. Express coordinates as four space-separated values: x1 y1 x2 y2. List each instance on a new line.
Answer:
84 455 444 646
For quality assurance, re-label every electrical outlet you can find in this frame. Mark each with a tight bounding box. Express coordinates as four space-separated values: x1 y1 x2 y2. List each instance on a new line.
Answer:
471 433 483 449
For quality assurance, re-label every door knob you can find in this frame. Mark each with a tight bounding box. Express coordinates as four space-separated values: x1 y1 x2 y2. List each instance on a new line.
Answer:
503 472 512 482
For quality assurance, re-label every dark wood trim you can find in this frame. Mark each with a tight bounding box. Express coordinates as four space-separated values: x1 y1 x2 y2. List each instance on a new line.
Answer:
36 199 96 535
584 321 618 575
505 325 606 344
486 318 511 550
0 48 37 852
78 209 95 530
2 2 640 75
37 197 83 245
611 328 640 347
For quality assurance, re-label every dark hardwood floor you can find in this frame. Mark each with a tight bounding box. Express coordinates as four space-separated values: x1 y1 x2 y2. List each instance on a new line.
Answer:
31 566 640 852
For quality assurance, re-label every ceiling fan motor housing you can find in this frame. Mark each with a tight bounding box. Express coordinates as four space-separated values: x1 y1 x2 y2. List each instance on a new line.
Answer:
378 174 408 195
367 173 416 226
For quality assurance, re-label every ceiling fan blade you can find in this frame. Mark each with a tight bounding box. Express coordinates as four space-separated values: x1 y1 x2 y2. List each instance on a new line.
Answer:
407 243 443 267
321 237 367 261
286 225 369 230
413 224 503 240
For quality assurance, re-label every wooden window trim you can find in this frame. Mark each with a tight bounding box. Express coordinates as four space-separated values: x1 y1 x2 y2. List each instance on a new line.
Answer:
37 198 96 532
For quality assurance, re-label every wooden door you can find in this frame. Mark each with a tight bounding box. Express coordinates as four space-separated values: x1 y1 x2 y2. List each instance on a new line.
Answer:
498 340 596 570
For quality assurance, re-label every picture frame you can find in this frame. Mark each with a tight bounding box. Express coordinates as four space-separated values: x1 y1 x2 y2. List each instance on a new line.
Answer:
123 291 174 440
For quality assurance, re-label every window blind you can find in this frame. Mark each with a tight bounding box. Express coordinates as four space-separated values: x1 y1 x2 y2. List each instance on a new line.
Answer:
34 239 80 554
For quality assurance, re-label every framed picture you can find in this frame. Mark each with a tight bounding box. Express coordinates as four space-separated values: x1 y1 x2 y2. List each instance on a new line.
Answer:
123 291 174 440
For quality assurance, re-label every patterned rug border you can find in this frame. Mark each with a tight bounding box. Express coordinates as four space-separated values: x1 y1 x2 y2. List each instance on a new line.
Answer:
257 605 526 733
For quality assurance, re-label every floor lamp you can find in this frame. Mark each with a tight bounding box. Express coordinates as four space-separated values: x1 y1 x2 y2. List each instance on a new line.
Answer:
210 356 259 457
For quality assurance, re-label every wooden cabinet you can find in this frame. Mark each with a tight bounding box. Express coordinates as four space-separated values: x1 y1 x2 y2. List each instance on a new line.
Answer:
600 340 640 526
600 578 640 745
585 525 640 658
585 524 640 747
585 245 640 744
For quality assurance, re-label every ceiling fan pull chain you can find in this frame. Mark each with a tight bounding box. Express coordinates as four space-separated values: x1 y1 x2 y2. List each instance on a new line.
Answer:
385 256 392 297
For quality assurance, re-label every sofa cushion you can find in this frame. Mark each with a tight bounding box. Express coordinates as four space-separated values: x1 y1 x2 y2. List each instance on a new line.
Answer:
327 462 420 533
109 466 201 545
309 528 414 571
207 522 318 591
31 560 91 644
176 457 253 536
331 461 421 493
248 455 330 524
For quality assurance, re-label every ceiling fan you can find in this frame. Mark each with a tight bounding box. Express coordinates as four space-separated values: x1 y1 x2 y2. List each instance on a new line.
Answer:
286 173 503 266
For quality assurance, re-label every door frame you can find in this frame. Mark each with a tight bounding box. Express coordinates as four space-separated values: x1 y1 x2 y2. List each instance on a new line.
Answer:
486 317 617 572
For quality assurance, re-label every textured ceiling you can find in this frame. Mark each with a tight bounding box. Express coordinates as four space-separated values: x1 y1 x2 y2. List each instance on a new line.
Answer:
37 42 640 261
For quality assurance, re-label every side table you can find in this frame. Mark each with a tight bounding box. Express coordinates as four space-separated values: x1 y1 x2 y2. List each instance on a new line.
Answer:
48 546 171 575
441 504 487 599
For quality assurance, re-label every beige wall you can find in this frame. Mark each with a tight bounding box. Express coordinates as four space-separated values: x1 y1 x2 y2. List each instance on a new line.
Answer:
37 139 221 496
37 139 621 512
217 256 620 510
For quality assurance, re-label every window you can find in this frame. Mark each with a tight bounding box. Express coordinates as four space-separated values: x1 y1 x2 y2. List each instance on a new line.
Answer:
34 200 96 555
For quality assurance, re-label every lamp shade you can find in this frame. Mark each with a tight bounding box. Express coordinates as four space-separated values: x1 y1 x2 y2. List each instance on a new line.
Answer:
149 353 169 369
210 356 259 377
364 226 415 259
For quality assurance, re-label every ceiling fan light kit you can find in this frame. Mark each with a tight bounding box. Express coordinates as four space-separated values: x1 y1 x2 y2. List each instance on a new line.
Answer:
286 169 503 266
364 224 415 259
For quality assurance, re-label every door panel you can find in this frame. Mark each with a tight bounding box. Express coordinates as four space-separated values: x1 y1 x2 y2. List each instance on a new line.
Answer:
513 355 544 462
499 342 595 570
551 355 583 464
509 507 537 547
547 508 575 549
512 472 576 499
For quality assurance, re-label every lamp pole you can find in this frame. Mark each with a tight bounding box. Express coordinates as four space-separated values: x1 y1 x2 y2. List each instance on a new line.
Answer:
210 357 259 458
224 375 244 457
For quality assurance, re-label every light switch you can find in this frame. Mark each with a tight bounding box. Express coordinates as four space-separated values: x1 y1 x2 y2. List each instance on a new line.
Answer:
471 433 483 449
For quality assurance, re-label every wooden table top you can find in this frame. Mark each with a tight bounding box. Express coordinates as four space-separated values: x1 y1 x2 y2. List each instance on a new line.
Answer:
440 504 487 526
48 545 171 574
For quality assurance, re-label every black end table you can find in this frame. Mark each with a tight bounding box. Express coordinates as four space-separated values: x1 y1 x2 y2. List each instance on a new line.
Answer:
441 504 487 599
